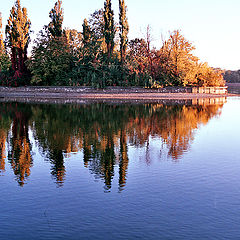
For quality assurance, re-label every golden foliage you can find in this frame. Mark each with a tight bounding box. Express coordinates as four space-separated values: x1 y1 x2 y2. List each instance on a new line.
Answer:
0 130 6 172
6 0 31 51
151 30 225 87
0 13 4 52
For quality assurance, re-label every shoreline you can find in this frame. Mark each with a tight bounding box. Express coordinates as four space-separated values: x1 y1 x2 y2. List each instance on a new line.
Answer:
0 86 233 102
0 86 233 105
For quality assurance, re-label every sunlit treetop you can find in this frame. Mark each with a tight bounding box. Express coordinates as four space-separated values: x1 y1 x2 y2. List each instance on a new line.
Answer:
48 0 64 37
0 12 4 51
119 0 129 63
5 0 31 51
104 0 115 59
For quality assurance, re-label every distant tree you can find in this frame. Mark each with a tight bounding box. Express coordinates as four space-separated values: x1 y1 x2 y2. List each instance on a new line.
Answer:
104 0 115 61
48 0 63 38
119 0 129 64
5 0 31 81
224 70 240 83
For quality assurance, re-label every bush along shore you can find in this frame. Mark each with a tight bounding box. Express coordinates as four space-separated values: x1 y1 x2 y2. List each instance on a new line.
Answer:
0 0 225 89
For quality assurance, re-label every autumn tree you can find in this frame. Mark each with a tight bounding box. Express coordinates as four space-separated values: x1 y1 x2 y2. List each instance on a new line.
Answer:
159 30 199 86
128 38 153 86
0 13 4 51
65 28 82 57
128 38 148 73
104 0 115 61
8 105 33 186
119 0 129 64
5 0 31 80
196 63 225 87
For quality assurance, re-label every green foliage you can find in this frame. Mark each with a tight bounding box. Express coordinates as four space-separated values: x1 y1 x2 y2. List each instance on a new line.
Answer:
0 52 11 72
119 0 129 64
27 1 74 86
104 0 115 60
0 52 12 86
0 13 4 51
48 0 63 38
2 0 222 88
88 9 105 43
27 28 74 86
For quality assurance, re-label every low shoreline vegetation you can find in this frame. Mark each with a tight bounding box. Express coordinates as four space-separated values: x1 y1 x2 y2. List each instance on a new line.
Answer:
0 0 225 88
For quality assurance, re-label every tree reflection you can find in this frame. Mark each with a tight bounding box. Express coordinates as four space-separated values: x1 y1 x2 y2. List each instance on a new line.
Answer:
31 99 225 190
119 130 129 191
0 98 226 189
0 104 12 173
6 104 33 186
0 129 7 173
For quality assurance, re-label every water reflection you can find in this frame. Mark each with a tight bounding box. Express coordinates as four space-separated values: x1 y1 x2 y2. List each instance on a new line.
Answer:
0 98 226 189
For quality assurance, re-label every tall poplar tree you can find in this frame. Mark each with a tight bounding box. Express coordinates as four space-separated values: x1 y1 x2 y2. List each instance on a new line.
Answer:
5 0 31 77
119 0 129 64
104 0 115 61
82 18 91 46
48 0 63 38
0 13 4 51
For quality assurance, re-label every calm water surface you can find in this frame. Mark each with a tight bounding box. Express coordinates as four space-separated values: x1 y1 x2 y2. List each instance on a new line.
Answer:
0 97 240 239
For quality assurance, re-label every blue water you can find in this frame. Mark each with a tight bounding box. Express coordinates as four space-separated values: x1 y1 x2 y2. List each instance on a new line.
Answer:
0 97 239 239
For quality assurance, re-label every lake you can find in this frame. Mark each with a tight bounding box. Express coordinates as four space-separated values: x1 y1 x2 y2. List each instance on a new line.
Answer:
0 96 240 240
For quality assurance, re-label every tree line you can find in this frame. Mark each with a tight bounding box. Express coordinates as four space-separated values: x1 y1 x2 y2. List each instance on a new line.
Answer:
0 0 225 87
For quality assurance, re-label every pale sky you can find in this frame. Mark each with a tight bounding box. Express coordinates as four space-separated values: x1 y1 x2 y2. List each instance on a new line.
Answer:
1 0 240 70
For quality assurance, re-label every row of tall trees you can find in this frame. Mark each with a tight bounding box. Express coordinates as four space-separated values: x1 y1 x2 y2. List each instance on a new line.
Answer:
0 0 225 87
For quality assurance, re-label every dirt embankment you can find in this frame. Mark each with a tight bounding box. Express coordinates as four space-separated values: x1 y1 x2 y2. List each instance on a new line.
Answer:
0 86 232 102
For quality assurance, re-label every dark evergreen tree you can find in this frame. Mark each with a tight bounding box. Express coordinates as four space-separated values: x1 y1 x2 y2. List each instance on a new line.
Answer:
103 0 115 61
48 0 63 38
119 0 129 64
82 18 91 46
